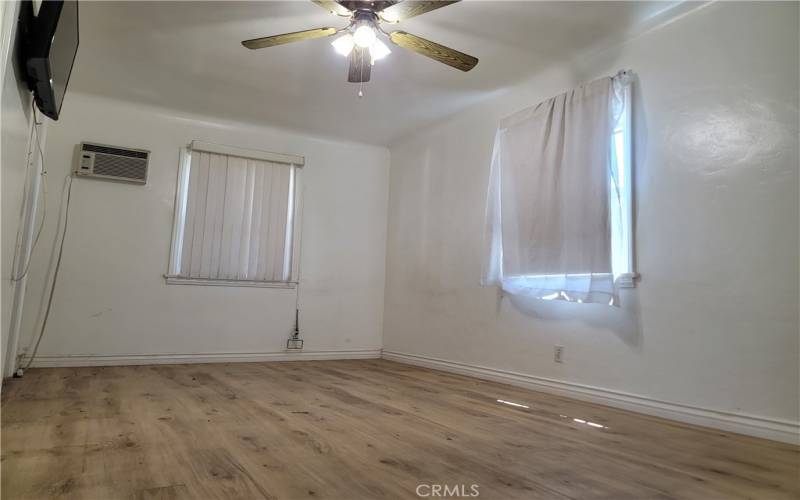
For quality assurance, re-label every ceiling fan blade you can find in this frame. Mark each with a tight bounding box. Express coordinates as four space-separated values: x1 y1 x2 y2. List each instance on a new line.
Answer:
379 1 460 22
311 0 351 16
242 27 338 50
348 46 371 82
388 31 477 71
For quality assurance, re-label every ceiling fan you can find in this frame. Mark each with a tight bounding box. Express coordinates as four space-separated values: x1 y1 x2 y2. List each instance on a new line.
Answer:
242 1 478 91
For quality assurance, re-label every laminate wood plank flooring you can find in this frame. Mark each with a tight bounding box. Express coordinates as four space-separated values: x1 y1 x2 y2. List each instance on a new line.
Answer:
2 360 798 499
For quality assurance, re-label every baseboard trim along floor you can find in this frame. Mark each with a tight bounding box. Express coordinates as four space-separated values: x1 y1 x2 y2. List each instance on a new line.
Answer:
21 349 382 368
381 350 800 445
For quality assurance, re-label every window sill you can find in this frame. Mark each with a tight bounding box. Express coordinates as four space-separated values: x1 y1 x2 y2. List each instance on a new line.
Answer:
616 273 639 288
164 275 297 289
507 272 639 289
514 273 640 288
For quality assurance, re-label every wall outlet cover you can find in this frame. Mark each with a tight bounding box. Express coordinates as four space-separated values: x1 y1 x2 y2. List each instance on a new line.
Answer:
554 345 565 363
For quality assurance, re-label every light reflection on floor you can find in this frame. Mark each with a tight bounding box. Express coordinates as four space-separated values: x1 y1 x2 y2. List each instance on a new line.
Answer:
495 399 609 430
496 399 530 409
561 414 609 429
495 398 610 430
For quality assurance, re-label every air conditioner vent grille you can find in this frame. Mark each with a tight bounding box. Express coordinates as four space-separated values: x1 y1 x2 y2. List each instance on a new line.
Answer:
82 143 148 159
92 155 148 180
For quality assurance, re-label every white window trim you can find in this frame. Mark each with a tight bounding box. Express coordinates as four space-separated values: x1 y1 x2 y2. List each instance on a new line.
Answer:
616 273 637 288
511 273 636 292
163 276 298 289
616 76 637 288
164 142 304 288
189 140 305 166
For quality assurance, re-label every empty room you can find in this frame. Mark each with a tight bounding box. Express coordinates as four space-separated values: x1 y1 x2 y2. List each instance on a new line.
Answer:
1 0 798 498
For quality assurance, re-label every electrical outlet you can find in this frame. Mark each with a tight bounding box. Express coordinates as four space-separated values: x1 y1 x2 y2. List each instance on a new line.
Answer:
554 345 565 363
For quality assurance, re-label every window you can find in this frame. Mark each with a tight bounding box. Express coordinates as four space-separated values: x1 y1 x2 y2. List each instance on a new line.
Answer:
166 141 303 287
609 72 635 287
482 71 635 306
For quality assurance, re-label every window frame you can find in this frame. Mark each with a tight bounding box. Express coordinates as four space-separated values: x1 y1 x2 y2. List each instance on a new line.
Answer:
164 141 304 289
612 77 637 288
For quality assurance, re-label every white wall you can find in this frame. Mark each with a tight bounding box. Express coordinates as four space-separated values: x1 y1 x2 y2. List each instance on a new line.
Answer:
1 0 36 376
383 2 799 442
16 92 389 364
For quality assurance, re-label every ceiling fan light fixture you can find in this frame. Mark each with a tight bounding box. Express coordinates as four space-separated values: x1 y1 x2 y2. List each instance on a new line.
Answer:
353 24 377 48
331 33 354 56
369 39 391 62
242 0 478 87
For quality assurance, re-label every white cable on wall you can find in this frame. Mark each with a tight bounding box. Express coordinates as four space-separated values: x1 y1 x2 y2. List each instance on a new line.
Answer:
11 102 48 282
9 103 40 280
22 174 74 373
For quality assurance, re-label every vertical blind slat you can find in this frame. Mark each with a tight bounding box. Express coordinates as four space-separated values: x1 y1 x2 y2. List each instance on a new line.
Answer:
199 154 224 278
268 166 290 281
238 162 256 279
255 164 274 281
180 153 199 276
249 165 264 280
198 153 216 278
220 156 246 279
178 150 294 282
188 152 211 277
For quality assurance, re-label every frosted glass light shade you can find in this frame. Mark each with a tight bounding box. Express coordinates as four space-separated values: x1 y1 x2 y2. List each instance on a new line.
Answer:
353 25 376 48
369 39 391 61
331 34 354 56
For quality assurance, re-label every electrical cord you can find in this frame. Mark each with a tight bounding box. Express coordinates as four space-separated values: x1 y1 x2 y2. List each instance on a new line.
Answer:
9 102 40 279
23 174 74 371
294 281 301 337
11 102 48 282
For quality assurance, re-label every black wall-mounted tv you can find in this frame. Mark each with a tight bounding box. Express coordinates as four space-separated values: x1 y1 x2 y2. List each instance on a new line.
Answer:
20 0 79 120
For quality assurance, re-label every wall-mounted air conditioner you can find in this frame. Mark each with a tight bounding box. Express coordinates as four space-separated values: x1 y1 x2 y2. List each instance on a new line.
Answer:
75 142 150 184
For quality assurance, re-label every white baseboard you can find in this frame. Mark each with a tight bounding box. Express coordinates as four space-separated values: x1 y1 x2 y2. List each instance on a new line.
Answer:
382 350 800 445
21 349 381 368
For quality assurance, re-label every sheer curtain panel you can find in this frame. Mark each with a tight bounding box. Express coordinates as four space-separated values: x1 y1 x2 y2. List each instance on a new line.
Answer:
482 73 631 305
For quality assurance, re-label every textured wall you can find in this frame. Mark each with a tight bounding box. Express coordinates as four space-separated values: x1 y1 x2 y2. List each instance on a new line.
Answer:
16 92 389 362
384 2 799 431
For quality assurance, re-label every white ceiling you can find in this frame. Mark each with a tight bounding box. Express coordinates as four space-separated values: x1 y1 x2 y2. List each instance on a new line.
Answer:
70 1 680 145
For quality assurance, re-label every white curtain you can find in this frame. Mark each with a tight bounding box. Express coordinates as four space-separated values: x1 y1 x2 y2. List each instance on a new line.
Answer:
482 73 630 305
179 151 294 282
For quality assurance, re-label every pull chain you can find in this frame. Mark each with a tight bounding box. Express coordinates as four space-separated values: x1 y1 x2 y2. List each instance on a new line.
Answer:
358 61 365 97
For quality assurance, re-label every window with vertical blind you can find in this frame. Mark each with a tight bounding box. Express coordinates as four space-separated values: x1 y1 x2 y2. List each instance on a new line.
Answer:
166 141 303 287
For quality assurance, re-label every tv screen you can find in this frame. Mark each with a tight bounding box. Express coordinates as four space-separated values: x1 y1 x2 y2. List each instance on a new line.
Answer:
23 0 79 120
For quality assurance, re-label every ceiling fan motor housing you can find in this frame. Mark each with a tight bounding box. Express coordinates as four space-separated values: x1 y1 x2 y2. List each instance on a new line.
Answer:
352 9 379 28
340 1 397 14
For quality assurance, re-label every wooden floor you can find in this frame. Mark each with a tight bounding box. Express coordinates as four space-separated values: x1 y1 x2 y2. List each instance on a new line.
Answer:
2 360 798 500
